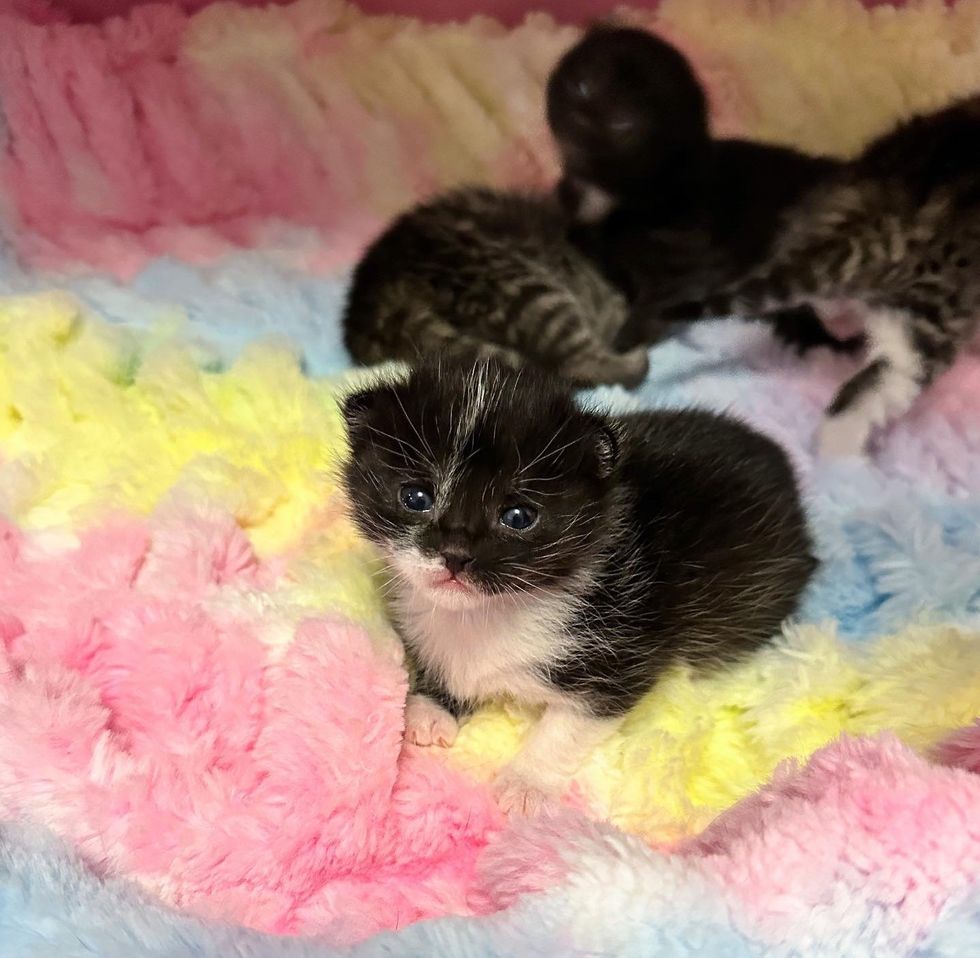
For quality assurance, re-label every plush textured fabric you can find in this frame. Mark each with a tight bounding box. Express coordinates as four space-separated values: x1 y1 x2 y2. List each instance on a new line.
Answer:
3 0 980 276
1 734 979 956
0 0 978 954
0 288 977 950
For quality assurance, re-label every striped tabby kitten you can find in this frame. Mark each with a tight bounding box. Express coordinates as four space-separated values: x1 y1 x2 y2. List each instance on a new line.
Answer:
343 187 649 388
695 95 980 457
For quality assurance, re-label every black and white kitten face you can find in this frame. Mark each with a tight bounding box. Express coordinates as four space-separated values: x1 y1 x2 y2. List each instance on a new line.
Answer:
342 361 619 611
546 24 709 197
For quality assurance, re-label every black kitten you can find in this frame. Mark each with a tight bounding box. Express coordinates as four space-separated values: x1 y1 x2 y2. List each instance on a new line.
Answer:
546 24 856 354
341 359 816 814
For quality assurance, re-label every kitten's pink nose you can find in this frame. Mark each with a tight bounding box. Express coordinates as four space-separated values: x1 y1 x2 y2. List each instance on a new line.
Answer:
441 551 473 576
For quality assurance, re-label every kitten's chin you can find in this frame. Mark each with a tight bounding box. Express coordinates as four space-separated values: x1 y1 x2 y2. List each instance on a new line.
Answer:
422 579 489 610
418 567 494 609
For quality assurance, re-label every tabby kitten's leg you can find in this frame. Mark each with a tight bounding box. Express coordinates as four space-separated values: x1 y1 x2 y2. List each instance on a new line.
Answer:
402 315 527 370
817 307 954 458
525 290 649 388
555 335 649 389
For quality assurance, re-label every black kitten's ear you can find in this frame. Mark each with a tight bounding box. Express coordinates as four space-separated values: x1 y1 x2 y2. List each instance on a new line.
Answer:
340 387 381 432
594 423 622 479
589 15 623 32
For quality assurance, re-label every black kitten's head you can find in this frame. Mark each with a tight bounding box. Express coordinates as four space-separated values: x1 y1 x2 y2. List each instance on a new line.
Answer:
341 360 621 609
546 25 709 196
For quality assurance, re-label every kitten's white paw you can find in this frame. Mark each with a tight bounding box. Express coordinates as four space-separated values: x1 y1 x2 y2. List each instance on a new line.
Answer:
491 767 556 817
817 414 869 459
404 694 458 748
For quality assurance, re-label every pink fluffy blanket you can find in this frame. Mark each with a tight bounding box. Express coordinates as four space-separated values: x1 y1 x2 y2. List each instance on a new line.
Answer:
0 508 501 939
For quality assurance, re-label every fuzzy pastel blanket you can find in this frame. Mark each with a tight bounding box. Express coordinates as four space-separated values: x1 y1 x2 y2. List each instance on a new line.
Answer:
0 1 979 956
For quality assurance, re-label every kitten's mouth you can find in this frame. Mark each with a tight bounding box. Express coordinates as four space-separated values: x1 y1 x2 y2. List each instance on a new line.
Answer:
431 572 476 594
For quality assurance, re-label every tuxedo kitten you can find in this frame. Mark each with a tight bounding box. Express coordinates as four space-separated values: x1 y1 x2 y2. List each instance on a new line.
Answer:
546 24 854 355
343 186 648 389
694 94 980 457
341 359 816 814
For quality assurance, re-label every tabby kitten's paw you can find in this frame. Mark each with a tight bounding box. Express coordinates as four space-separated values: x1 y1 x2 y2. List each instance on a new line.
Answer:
565 346 649 390
404 694 458 747
817 414 869 459
618 346 650 389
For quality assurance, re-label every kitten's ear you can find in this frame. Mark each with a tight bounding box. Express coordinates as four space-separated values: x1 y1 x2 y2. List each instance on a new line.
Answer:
593 423 622 479
340 387 381 432
589 14 625 32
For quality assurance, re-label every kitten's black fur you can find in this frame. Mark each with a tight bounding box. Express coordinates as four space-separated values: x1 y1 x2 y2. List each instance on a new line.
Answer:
342 359 816 806
546 25 857 354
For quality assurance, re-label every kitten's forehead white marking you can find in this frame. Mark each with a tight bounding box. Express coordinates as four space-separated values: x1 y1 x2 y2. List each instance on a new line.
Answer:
459 361 488 440
442 361 493 500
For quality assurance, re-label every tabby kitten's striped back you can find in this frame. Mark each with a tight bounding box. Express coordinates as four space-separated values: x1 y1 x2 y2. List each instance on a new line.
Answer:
343 187 648 389
697 95 980 457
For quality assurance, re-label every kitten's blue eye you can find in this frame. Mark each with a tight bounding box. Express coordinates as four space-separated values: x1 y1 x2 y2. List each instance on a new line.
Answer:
500 505 538 531
400 484 434 513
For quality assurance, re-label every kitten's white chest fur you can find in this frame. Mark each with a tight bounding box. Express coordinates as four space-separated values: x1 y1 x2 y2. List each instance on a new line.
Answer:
394 577 619 816
384 542 616 816
393 587 576 707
